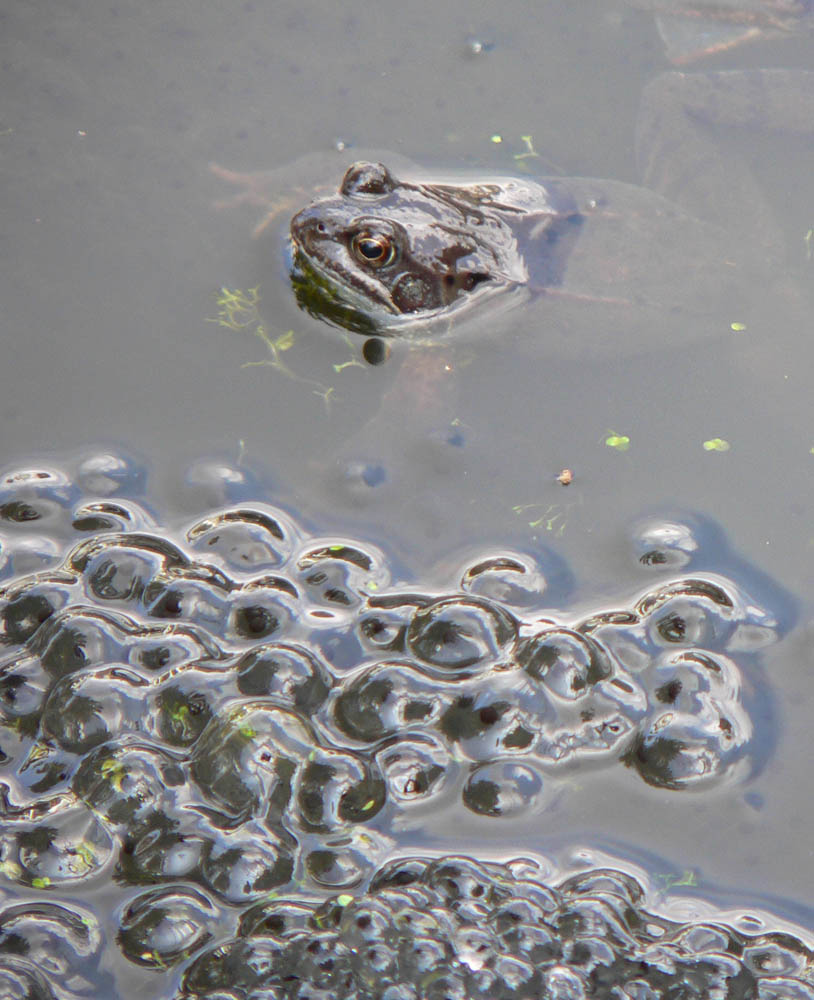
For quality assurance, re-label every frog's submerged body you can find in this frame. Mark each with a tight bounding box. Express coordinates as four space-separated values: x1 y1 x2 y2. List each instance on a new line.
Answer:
288 159 763 347
282 69 814 354
215 62 814 364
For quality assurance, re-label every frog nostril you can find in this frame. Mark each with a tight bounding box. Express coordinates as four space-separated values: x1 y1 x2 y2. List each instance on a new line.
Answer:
316 222 326 233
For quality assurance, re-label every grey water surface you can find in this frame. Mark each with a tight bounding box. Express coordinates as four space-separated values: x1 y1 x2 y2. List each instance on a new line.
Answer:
1 0 813 991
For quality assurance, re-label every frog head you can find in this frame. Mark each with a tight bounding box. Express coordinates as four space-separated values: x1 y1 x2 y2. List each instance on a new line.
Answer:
289 161 531 333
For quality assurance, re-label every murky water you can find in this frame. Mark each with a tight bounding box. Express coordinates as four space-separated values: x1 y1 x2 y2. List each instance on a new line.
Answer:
1 1 813 996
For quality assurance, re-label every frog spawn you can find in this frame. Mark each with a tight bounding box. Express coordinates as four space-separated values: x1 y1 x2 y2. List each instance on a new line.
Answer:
2 851 811 1000
177 855 814 1000
0 462 781 832
0 899 111 1000
0 455 795 995
334 575 765 795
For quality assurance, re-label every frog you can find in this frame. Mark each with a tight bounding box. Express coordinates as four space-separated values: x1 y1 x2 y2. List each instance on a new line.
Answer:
274 70 813 360
286 160 580 338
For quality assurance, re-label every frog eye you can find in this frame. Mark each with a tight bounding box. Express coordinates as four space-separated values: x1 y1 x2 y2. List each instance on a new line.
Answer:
341 162 396 196
351 231 397 268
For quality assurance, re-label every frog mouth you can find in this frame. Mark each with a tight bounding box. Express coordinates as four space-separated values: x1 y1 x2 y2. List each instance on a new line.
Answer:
288 247 382 336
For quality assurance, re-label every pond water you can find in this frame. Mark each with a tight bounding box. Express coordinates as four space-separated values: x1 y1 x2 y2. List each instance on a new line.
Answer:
1 1 813 997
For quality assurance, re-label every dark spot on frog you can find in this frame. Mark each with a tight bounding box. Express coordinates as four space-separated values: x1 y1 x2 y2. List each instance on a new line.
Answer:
391 273 433 313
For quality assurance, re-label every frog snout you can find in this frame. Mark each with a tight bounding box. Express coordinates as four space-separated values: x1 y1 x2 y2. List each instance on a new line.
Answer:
290 207 335 253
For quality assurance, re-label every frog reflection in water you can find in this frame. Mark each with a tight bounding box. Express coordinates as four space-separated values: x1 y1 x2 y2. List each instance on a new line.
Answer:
286 68 813 352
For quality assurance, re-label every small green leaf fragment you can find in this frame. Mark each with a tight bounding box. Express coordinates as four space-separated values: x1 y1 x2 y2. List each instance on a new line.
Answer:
333 359 363 373
337 894 354 907
75 842 97 867
605 433 630 451
703 438 730 452
212 286 338 399
208 286 263 331
512 502 568 536
101 758 126 791
32 877 51 889
490 134 502 144
313 385 336 411
655 869 697 890
275 330 296 352
170 704 195 741
730 322 746 332
513 134 540 163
